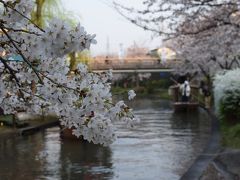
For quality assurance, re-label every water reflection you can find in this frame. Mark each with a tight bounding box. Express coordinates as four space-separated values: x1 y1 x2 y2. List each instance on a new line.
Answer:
0 132 46 180
168 109 211 176
170 109 210 130
0 97 211 180
59 140 113 180
0 129 113 180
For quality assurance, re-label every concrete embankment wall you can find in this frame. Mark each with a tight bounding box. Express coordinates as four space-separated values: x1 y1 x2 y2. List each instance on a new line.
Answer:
180 108 221 180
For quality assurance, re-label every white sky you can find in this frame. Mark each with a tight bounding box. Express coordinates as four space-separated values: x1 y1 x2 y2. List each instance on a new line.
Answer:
61 0 162 56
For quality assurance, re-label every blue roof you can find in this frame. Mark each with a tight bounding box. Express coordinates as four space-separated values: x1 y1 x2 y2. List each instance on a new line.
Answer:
7 55 23 62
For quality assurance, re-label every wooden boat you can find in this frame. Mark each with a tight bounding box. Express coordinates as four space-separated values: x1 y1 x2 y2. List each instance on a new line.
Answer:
173 102 199 112
60 126 85 141
169 84 200 112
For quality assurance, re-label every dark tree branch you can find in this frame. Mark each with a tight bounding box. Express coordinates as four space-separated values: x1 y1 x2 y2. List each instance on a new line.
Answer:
0 0 45 32
113 0 240 36
0 56 26 100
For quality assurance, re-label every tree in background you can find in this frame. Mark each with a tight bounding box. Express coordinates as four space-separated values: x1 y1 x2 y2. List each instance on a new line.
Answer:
167 6 240 84
113 0 240 88
32 0 92 70
113 0 240 37
31 0 62 27
69 50 92 71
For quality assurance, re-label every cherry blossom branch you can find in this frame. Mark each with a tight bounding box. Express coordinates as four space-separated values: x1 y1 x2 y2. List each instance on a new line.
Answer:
2 26 41 36
113 0 240 36
113 1 173 36
20 88 47 101
40 73 89 98
41 74 78 92
0 56 26 100
0 0 45 32
0 0 138 145
1 27 43 84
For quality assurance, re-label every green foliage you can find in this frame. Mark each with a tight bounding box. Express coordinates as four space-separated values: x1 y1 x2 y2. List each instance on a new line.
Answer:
111 79 170 99
111 86 131 94
154 89 170 99
76 50 92 65
31 0 79 27
215 70 240 149
219 88 240 124
214 69 240 116
69 50 92 71
32 0 60 27
145 79 172 94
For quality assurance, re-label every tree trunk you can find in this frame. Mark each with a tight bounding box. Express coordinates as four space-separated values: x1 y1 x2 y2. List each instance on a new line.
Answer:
69 51 76 72
35 0 45 27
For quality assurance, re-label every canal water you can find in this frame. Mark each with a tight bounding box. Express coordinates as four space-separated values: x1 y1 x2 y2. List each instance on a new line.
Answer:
0 97 211 180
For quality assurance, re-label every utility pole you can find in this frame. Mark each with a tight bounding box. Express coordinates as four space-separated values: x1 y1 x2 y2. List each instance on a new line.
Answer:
106 36 110 56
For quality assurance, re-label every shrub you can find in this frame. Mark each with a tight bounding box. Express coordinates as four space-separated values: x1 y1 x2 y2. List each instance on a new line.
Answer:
219 89 240 123
214 69 240 124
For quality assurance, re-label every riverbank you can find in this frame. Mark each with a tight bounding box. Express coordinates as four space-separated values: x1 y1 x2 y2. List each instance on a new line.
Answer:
221 123 240 149
200 124 240 179
112 86 170 99
181 107 240 180
0 115 59 139
200 148 240 179
201 115 240 179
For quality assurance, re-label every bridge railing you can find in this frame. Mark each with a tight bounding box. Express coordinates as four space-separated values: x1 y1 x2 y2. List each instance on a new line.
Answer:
89 58 171 70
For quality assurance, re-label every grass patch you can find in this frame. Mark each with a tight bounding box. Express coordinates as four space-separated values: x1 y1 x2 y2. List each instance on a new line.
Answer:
111 86 132 95
111 86 171 99
221 123 240 149
155 88 171 99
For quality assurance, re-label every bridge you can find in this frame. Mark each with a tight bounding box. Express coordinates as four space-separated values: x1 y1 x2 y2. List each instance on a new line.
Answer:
89 57 174 73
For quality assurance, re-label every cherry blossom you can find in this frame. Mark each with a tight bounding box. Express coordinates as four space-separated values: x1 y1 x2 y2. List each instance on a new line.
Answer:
0 0 138 146
128 90 136 100
213 68 240 115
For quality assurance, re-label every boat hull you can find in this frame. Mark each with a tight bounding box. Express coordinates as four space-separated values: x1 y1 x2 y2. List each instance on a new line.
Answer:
173 102 199 112
60 126 83 140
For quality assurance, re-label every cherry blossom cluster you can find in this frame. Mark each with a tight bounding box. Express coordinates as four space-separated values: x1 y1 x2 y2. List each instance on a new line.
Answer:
0 0 138 146
138 73 151 81
114 0 240 85
113 0 240 37
166 7 240 82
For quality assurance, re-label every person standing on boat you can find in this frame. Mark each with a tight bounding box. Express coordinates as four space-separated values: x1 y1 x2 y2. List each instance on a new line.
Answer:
179 80 191 102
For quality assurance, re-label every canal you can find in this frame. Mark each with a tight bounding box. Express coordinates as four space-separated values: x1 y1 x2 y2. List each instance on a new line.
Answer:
0 97 211 180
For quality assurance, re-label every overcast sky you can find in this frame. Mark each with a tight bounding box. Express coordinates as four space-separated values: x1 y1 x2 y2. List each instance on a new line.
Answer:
61 0 162 56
